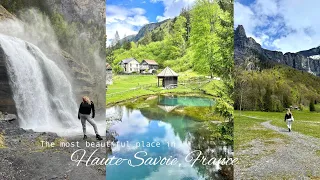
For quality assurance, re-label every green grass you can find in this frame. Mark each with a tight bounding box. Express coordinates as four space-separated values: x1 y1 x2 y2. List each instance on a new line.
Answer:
106 70 219 106
315 104 320 112
236 111 320 139
234 114 287 151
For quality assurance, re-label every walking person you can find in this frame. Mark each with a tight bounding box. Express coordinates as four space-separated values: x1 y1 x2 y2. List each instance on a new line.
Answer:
284 108 294 132
78 96 103 140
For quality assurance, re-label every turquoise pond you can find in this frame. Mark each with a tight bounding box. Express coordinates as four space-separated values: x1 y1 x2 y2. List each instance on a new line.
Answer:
106 96 233 180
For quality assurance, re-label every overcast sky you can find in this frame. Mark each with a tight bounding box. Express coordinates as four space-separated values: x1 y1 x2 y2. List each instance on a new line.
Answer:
235 0 320 53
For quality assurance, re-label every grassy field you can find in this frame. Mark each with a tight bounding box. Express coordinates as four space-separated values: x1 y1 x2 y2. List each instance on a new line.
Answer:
234 114 287 150
106 70 221 106
235 110 320 139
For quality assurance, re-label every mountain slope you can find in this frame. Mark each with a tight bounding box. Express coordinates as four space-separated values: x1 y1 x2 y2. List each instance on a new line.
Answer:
234 25 320 76
120 19 172 43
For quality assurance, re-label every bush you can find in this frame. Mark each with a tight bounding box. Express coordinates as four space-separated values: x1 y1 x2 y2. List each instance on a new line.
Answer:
112 65 122 74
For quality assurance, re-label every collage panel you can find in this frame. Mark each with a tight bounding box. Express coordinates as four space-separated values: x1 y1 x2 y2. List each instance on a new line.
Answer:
0 1 106 179
0 0 319 179
234 0 320 179
105 0 235 179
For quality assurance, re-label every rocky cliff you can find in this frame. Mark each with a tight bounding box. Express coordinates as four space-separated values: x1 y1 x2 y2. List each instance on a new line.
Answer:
235 25 320 76
0 43 16 114
0 6 16 113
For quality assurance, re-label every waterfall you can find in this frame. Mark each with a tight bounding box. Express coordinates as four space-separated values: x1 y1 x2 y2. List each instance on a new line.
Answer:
307 58 316 75
0 34 81 136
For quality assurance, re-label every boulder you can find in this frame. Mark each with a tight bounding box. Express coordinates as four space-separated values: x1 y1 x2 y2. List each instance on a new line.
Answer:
0 112 17 121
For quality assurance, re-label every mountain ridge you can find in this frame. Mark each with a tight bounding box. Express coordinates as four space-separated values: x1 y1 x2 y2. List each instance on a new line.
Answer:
119 18 173 43
234 25 320 76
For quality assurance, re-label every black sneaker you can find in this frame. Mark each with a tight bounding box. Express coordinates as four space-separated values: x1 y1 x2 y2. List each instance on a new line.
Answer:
83 135 87 140
96 134 103 141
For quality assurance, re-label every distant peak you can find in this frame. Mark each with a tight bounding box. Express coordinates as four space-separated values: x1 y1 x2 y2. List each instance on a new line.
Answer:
235 25 247 38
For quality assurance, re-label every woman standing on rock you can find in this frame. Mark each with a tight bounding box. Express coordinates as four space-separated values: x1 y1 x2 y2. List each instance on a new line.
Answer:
284 108 294 132
78 96 103 140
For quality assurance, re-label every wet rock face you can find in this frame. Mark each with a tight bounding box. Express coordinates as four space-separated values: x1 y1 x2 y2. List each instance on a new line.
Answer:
0 43 16 114
234 25 320 76
45 0 105 25
45 0 106 113
0 5 16 20
0 6 16 114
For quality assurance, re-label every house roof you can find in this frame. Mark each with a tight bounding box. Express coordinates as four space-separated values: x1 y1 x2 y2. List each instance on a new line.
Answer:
119 58 138 64
157 67 178 77
142 59 158 65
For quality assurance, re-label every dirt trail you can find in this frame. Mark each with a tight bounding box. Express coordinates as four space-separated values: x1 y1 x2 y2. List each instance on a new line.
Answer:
235 117 320 180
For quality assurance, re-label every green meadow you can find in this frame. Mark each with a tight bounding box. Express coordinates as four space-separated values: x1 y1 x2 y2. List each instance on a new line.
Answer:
106 70 225 106
234 113 288 151
235 110 320 147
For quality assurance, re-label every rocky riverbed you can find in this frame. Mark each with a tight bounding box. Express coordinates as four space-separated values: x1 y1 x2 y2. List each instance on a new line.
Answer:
0 115 106 180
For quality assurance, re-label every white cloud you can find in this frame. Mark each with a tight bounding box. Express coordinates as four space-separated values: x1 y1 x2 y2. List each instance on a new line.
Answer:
235 0 320 53
109 108 149 136
106 5 149 46
156 15 167 22
152 0 196 22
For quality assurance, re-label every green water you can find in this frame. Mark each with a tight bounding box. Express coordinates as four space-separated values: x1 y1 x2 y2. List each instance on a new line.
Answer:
106 96 233 180
158 95 215 107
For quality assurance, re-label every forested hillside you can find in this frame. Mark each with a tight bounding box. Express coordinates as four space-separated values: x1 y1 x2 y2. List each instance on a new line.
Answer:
234 65 320 112
107 0 233 81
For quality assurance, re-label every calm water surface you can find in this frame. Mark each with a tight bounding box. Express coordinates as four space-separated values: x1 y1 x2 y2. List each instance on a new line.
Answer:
106 96 233 180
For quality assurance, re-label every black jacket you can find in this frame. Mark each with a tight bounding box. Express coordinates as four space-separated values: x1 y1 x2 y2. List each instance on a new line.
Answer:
284 113 292 120
78 101 95 119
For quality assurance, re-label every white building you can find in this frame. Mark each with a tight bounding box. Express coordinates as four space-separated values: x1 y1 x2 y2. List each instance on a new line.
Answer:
118 58 140 73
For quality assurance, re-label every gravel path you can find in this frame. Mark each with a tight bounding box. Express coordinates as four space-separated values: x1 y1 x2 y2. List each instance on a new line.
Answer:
235 117 320 179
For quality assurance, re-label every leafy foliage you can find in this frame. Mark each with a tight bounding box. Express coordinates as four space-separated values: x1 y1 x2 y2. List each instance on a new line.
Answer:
190 0 233 80
234 65 320 112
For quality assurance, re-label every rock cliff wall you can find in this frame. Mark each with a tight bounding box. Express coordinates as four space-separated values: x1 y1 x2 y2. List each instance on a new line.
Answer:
235 25 320 76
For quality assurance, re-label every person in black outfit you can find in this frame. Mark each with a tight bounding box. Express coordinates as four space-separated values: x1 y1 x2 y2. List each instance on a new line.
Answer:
284 108 294 132
78 96 103 140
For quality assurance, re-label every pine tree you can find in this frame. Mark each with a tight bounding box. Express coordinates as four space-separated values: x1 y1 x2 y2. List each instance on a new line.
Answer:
112 31 120 49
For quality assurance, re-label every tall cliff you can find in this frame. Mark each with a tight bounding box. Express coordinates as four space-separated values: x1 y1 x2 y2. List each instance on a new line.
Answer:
235 25 320 76
0 5 16 113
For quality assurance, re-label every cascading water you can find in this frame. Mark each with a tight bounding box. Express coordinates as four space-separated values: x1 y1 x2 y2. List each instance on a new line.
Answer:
0 34 81 136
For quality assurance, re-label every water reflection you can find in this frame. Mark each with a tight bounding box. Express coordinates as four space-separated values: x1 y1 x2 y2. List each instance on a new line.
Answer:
106 96 233 180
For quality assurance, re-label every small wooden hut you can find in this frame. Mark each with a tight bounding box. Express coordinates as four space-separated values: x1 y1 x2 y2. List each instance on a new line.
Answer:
157 67 178 88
